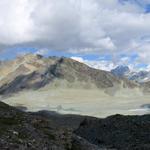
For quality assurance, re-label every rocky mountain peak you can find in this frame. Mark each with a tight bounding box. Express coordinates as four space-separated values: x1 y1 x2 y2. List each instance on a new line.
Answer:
16 53 43 63
111 65 150 83
111 65 130 77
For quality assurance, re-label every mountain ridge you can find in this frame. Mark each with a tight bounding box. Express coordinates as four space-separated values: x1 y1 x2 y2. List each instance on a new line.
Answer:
111 65 150 83
0 54 139 95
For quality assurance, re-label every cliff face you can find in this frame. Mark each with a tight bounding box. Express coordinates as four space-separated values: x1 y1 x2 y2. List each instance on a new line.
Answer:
0 54 139 95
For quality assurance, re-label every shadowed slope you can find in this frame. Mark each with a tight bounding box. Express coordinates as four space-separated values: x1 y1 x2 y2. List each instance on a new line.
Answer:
0 101 150 149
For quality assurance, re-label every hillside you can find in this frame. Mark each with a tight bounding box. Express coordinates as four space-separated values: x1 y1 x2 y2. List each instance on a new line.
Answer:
75 114 150 150
0 101 150 150
0 54 139 95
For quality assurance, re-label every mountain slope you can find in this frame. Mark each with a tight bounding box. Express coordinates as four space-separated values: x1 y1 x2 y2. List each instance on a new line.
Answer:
0 54 139 95
75 114 150 150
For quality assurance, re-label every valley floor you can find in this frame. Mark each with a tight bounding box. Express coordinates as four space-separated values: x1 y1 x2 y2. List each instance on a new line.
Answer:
1 88 150 118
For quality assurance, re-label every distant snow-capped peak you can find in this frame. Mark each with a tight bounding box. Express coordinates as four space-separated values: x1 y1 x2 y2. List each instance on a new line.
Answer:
111 65 150 83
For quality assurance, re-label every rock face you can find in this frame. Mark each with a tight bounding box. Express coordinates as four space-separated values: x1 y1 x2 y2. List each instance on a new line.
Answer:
0 54 139 95
0 101 150 150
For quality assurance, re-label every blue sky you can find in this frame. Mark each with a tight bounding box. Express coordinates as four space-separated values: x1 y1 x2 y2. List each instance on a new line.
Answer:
0 47 109 61
0 46 145 71
0 46 149 71
145 4 150 12
0 0 150 71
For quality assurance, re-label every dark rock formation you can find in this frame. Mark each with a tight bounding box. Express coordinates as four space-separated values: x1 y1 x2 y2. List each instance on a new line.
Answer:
0 101 150 150
75 114 150 150
0 101 109 150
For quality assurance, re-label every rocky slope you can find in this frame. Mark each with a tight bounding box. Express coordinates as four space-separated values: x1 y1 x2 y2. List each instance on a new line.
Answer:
75 114 150 150
0 101 150 150
0 54 139 95
142 80 150 93
0 101 102 150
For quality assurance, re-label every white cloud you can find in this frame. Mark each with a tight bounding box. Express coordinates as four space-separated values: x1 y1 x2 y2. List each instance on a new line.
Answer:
71 56 84 63
71 56 116 71
35 49 49 55
0 0 34 45
70 55 149 72
86 60 116 71
0 0 150 64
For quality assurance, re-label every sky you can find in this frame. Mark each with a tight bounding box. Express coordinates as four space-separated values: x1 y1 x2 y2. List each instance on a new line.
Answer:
0 0 150 71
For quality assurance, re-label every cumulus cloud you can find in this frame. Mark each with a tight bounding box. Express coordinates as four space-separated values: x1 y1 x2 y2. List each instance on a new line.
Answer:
0 0 150 63
0 0 34 45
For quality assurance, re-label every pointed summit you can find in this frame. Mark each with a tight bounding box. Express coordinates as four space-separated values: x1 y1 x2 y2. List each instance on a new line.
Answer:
111 65 130 77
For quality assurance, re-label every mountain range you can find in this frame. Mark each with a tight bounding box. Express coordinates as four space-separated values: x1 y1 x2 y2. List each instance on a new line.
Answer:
0 54 150 149
0 54 139 96
111 65 150 83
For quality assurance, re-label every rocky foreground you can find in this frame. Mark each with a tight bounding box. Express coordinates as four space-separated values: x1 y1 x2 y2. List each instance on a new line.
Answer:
0 101 150 150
